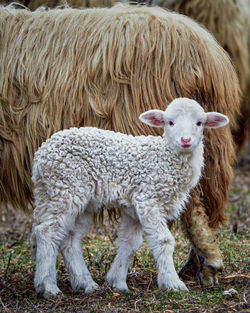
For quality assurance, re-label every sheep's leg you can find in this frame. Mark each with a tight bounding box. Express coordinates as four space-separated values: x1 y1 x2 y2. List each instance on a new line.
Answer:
60 212 99 293
196 255 205 286
136 207 188 291
33 224 61 299
178 248 200 279
180 203 224 286
107 213 143 292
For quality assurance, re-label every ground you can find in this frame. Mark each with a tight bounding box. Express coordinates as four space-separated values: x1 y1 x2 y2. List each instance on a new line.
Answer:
0 151 249 312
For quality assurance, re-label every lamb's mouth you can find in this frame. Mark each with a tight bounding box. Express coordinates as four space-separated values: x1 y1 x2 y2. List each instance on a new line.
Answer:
181 143 192 148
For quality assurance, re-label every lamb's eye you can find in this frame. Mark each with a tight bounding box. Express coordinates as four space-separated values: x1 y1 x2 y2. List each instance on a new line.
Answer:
196 121 202 126
169 121 174 126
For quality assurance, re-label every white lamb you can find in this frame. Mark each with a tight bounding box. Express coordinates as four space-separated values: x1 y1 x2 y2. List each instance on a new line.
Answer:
31 97 229 298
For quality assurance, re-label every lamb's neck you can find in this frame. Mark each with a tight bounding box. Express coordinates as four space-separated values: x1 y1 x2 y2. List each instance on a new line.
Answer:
185 141 204 189
151 137 204 183
161 137 204 188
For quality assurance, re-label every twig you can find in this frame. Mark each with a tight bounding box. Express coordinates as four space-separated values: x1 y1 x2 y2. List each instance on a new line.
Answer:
4 252 12 280
132 255 138 268
242 280 249 305
146 272 153 291
224 274 250 280
105 261 110 273
0 297 9 312
107 233 114 245
134 299 141 312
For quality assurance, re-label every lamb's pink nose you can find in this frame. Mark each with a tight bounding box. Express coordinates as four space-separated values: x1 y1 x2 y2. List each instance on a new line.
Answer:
181 137 191 144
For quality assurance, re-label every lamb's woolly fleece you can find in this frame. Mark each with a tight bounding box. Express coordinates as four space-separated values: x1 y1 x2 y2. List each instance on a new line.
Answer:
32 127 197 225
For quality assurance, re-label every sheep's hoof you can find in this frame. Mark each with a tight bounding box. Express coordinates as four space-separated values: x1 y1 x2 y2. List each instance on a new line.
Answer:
195 255 224 287
201 263 223 287
179 250 200 281
179 252 223 287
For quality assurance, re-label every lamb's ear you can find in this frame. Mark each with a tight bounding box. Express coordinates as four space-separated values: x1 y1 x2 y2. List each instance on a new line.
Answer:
205 112 229 129
139 110 166 127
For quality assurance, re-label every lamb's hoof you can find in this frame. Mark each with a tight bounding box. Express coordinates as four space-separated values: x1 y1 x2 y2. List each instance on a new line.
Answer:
84 282 100 294
106 275 130 292
112 285 130 293
40 284 61 299
159 278 189 292
108 282 130 293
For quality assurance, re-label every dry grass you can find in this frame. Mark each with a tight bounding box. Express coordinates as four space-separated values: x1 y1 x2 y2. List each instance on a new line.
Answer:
0 157 249 312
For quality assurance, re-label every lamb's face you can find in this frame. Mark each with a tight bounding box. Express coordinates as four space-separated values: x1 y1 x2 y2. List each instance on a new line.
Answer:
163 99 207 153
139 97 229 153
164 107 206 152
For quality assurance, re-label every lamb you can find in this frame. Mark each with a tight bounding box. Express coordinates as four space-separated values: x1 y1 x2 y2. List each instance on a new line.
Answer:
31 98 229 298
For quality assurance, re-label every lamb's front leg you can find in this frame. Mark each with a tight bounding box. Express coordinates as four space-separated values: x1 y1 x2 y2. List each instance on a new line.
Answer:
107 213 143 292
136 206 188 291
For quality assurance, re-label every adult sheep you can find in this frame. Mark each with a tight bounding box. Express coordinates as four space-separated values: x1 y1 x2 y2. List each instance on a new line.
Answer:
0 4 240 285
2 0 249 149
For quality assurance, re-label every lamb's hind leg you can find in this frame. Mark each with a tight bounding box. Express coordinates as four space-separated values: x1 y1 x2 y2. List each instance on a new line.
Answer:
60 212 99 293
33 223 63 299
107 213 143 292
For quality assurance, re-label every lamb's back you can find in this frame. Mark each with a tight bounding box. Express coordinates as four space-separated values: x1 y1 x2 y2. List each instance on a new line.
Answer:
33 127 165 184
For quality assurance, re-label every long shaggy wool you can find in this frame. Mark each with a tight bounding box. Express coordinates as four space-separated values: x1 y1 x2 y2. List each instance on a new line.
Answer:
0 4 240 228
0 0 117 10
1 0 248 93
2 0 248 151
157 0 250 92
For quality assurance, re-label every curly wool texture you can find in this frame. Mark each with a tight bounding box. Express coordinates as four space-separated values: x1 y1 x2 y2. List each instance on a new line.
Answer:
32 127 196 226
155 0 250 94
